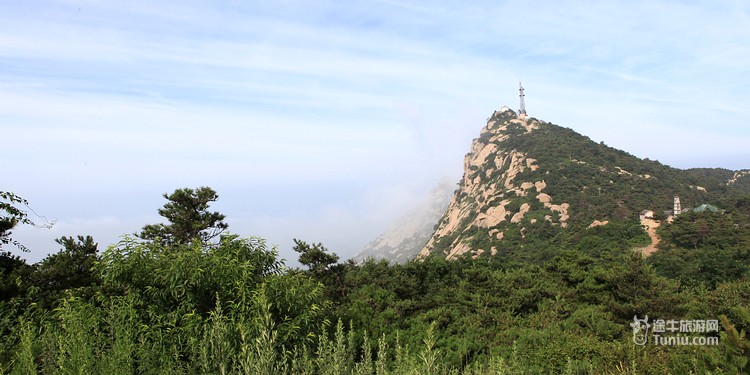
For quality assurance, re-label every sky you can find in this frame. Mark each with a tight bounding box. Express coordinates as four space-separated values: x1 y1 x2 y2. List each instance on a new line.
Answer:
3 0 750 264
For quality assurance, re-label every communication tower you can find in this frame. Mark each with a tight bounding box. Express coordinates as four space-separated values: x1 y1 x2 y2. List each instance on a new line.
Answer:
518 81 527 116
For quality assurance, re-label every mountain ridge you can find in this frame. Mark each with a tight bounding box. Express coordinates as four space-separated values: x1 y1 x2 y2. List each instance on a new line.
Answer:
417 106 750 260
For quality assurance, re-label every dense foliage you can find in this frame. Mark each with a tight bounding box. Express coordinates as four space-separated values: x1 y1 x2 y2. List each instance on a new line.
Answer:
0 187 748 374
495 117 734 223
648 198 750 289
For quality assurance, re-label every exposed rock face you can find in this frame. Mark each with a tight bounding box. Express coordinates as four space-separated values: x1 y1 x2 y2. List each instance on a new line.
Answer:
420 108 571 260
728 170 750 186
354 178 455 263
410 106 750 261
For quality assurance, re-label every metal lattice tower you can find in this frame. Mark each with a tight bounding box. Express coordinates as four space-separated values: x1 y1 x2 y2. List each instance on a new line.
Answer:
518 81 527 116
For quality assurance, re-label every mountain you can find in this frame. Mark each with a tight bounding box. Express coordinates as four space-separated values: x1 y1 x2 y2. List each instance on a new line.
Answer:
419 106 750 260
354 178 454 263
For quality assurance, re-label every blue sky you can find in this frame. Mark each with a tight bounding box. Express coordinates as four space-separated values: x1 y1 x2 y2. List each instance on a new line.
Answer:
3 0 750 263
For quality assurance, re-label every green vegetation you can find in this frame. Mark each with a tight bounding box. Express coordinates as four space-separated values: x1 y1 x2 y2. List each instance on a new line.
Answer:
138 186 229 245
428 110 750 266
490 117 722 225
648 200 750 289
0 186 748 373
1 191 46 253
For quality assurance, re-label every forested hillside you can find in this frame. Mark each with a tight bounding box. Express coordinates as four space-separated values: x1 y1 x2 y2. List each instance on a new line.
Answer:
420 108 750 262
1 184 749 373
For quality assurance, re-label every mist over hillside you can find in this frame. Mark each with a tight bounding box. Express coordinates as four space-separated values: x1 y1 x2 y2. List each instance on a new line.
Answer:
359 105 750 263
354 177 455 263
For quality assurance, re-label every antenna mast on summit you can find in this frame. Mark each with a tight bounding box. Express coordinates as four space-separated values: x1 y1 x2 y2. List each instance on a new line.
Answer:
518 81 527 117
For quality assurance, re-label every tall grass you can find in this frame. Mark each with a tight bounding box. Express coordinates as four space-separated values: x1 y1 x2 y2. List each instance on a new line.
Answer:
10 318 36 375
3 298 537 375
2 297 712 374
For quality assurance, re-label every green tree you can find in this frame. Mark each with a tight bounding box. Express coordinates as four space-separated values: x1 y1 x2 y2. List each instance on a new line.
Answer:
720 309 750 373
0 251 31 302
293 239 348 301
139 187 228 245
94 234 325 366
1 192 37 252
293 239 339 276
30 235 100 308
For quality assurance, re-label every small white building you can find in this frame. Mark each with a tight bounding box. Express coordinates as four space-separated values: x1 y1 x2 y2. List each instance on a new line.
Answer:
639 210 655 220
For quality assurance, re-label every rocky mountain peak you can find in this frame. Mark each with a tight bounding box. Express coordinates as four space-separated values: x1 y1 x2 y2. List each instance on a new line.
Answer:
357 105 749 263
419 108 569 259
417 105 750 261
